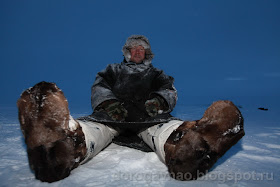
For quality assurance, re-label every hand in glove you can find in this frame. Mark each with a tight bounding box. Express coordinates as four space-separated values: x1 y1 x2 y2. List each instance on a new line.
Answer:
145 96 166 117
99 100 128 121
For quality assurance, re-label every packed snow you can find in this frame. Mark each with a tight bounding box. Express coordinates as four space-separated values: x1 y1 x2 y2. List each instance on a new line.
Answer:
0 98 279 186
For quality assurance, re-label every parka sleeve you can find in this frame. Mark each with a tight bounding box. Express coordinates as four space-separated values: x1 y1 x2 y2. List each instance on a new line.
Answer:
91 64 118 111
151 70 178 113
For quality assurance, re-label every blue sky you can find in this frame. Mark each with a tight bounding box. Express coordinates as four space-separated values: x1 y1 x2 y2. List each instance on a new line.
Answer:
1 0 279 110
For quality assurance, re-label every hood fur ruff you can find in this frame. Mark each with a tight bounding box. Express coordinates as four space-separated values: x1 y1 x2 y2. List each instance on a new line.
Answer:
122 35 154 65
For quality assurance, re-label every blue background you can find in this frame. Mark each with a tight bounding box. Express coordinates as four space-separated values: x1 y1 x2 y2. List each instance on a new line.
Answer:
1 0 279 111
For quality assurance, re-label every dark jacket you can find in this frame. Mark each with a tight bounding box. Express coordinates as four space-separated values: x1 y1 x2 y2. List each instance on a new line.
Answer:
91 60 177 122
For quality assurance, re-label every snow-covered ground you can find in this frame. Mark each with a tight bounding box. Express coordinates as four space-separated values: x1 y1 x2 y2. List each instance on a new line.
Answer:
1 98 279 186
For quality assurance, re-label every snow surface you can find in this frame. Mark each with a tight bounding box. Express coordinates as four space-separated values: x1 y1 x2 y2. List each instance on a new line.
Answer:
1 100 280 187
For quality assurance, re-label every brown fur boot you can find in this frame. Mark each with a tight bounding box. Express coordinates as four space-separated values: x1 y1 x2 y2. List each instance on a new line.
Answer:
164 100 245 180
17 81 87 182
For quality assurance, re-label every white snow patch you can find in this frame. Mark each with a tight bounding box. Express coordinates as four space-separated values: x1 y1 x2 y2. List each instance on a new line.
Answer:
256 133 274 137
242 145 271 153
158 110 163 114
223 125 241 136
259 143 280 150
236 153 280 163
266 127 280 130
68 116 79 131
75 157 80 163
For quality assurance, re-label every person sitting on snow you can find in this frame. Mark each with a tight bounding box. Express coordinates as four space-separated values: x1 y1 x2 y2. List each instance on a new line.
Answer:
91 35 177 123
17 35 245 182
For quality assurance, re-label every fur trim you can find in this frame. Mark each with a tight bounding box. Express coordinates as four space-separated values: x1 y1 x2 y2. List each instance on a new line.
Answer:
122 35 154 65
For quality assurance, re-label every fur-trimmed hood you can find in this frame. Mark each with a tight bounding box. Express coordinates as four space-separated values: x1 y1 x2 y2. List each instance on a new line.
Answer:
122 35 154 65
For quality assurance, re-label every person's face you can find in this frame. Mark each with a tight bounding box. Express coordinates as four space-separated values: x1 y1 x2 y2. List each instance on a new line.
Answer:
130 45 146 63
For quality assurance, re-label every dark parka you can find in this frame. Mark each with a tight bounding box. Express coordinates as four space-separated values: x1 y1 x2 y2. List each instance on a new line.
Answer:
91 60 177 122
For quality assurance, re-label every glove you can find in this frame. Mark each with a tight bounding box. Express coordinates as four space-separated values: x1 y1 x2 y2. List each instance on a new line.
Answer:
99 100 128 121
145 96 166 117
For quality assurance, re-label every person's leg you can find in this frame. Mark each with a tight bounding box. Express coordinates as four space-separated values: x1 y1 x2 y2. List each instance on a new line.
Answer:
139 100 244 181
77 119 118 165
137 120 184 163
17 81 117 182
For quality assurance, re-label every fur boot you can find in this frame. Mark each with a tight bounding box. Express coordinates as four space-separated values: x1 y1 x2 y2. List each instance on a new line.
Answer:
164 100 245 180
17 81 87 182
